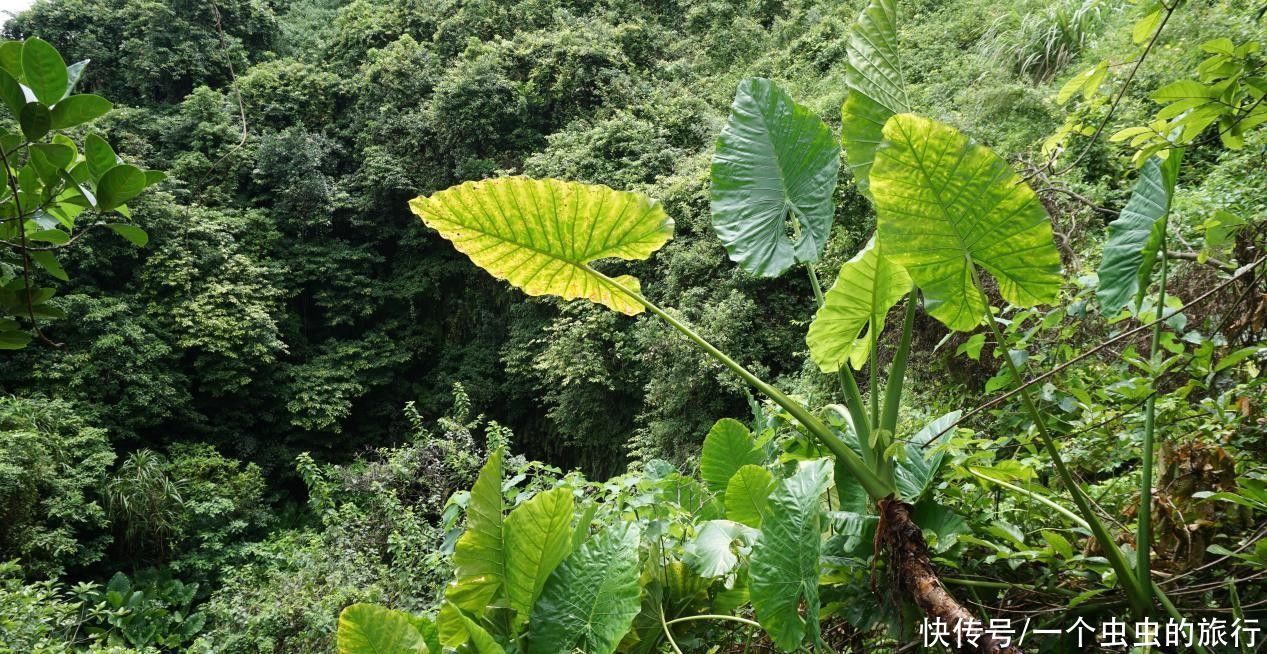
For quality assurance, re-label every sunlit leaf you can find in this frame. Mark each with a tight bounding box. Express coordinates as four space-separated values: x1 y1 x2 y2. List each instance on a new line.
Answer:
21 38 67 106
504 487 573 617
448 450 505 614
411 177 673 315
806 235 911 372
700 418 763 493
336 603 428 654
872 114 1062 331
684 519 757 578
842 0 908 195
725 464 774 528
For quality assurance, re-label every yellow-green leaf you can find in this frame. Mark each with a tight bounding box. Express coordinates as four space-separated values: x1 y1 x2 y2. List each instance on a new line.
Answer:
871 114 1062 331
504 487 574 617
806 235 911 372
410 177 673 315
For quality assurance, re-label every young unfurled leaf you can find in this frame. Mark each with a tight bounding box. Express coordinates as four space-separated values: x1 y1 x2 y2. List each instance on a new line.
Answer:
504 487 573 617
725 464 774 528
710 78 839 277
842 0 909 195
699 418 763 493
871 114 1062 331
448 450 505 614
806 235 911 372
527 523 641 654
1097 151 1183 314
750 459 832 651
21 38 67 106
411 177 673 315
336 603 429 654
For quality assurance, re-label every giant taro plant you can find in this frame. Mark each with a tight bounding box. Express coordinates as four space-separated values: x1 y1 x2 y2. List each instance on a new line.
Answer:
343 0 1203 652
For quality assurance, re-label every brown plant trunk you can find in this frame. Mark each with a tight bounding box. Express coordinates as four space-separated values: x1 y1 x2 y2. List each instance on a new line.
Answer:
877 497 1022 654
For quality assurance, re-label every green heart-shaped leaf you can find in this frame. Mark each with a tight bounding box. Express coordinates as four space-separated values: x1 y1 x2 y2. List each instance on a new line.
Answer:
504 487 573 617
699 418 763 494
842 0 909 195
711 78 840 278
336 604 428 654
1097 152 1183 314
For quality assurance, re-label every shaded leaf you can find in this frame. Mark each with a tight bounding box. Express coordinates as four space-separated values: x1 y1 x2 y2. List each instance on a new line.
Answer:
894 411 960 502
21 38 67 106
50 93 111 129
725 464 774 528
96 164 147 211
711 78 839 277
1097 152 1183 313
750 459 832 650
448 450 505 614
528 523 641 654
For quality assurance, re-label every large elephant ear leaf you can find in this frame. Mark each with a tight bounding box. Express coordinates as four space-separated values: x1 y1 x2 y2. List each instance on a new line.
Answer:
447 450 506 614
872 114 1063 331
710 78 840 278
700 418 763 494
806 235 911 372
410 177 674 316
842 0 909 195
750 459 832 651
337 604 429 654
1097 151 1183 314
894 410 960 502
527 523 642 654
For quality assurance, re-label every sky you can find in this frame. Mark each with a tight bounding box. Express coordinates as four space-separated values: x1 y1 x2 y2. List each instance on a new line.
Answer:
0 0 32 19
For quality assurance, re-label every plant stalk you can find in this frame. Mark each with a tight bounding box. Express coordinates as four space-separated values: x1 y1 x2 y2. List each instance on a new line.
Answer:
808 264 875 475
596 267 893 499
877 297 918 487
1137 233 1168 607
968 263 1151 616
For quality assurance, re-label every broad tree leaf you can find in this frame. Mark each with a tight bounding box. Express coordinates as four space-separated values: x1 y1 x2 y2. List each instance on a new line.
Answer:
528 523 641 654
410 177 674 315
750 459 832 651
96 164 147 211
21 38 67 106
50 93 111 129
806 235 911 372
894 410 960 502
842 0 909 194
106 224 148 247
700 418 763 493
504 487 574 617
0 69 23 118
872 114 1062 331
84 134 117 179
684 519 758 578
20 102 49 141
336 603 428 654
725 464 774 528
710 78 840 278
448 450 505 614
1096 152 1183 314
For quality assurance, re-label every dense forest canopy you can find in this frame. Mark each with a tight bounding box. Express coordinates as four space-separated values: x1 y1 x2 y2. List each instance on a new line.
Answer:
0 0 1265 652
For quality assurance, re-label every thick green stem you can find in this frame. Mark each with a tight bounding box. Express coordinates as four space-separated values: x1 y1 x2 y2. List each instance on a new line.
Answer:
968 263 1151 616
881 296 917 436
596 268 893 499
1137 234 1168 607
966 468 1088 528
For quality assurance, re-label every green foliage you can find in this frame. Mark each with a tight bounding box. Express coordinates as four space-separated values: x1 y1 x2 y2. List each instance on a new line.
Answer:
527 522 641 654
841 0 908 195
749 459 831 651
503 487 573 617
336 603 429 654
410 177 675 315
698 418 763 494
806 235 911 372
0 396 112 578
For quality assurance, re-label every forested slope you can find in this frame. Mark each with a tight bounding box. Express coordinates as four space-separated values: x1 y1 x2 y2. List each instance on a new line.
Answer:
0 0 1265 652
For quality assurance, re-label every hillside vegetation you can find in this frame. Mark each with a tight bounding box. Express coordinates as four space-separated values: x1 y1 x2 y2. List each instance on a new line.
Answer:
0 0 1265 652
